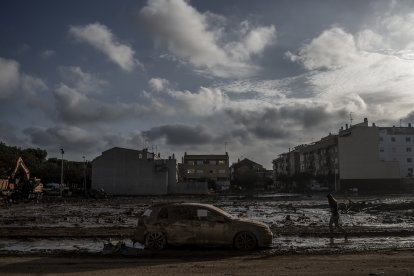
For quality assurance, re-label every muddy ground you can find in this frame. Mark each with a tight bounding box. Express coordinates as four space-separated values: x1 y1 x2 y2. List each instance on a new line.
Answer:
1 193 414 256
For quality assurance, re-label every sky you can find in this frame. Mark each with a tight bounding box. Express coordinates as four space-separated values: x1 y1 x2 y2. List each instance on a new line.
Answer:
2 0 414 168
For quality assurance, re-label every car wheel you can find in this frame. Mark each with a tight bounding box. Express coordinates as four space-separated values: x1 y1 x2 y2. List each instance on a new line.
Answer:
234 231 257 251
145 231 166 250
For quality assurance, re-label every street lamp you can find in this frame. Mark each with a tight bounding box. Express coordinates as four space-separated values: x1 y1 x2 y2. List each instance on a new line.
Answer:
82 156 86 194
60 148 64 196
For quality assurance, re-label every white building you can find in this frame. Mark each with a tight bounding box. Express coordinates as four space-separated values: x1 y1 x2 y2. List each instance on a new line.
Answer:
92 147 177 195
378 124 414 178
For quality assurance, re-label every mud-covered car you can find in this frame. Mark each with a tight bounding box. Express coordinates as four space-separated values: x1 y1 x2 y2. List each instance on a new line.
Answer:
132 202 273 250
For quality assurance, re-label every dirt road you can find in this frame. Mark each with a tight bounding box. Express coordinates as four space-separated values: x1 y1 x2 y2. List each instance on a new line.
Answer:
1 251 413 275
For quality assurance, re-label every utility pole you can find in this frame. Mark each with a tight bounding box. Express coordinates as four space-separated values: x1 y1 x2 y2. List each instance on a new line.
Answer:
83 156 86 195
60 148 64 197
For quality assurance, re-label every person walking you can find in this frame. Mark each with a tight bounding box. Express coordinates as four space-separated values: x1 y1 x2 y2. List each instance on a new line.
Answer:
327 193 348 244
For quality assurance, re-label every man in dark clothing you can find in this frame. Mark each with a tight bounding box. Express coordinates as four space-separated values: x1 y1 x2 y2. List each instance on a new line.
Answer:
327 193 348 244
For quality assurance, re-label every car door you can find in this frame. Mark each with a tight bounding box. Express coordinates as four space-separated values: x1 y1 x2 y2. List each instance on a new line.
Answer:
192 207 232 246
159 206 197 245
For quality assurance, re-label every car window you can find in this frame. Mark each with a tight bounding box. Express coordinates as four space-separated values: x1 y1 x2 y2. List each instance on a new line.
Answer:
168 206 196 220
196 208 226 222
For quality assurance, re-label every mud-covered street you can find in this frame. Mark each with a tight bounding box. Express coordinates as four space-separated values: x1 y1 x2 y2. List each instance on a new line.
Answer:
1 193 414 256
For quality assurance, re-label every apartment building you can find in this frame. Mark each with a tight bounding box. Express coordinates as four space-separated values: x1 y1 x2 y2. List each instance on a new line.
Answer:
378 124 414 178
273 118 414 192
181 152 230 190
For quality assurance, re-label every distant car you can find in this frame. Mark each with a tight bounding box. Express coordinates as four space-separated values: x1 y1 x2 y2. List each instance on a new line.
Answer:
132 203 273 250
42 183 60 196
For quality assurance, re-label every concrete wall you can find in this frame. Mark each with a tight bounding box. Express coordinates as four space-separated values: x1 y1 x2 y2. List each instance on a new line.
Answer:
92 148 176 195
338 126 400 180
168 182 209 195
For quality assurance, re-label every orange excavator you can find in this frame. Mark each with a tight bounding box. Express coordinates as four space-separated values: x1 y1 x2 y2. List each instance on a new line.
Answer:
0 157 43 199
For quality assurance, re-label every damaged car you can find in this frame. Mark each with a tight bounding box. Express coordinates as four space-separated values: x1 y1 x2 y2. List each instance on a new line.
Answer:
132 202 273 250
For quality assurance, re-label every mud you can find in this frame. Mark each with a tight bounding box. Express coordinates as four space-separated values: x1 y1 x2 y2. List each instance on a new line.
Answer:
1 193 414 255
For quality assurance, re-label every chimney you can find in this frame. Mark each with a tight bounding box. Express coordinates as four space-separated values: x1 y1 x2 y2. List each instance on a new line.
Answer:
409 123 412 128
346 124 348 129
372 123 376 127
288 148 291 152
364 118 368 123
172 153 175 160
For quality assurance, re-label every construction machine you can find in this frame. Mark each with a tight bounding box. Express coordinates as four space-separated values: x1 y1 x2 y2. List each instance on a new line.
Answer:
0 157 43 200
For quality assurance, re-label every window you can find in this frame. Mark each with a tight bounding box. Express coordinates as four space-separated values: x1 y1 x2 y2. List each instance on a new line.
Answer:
196 160 203 165
379 147 384 152
408 168 413 176
407 137 411 142
138 154 143 159
187 169 195 174
218 160 226 165
407 147 412 153
186 160 194 165
196 209 226 222
196 169 203 173
168 207 196 220
209 160 216 165
407 158 412 163
209 170 215 174
218 169 226 173
391 137 396 142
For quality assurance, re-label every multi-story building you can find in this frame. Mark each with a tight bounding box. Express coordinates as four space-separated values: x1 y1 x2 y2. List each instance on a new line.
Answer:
378 124 414 178
273 118 414 192
181 152 230 190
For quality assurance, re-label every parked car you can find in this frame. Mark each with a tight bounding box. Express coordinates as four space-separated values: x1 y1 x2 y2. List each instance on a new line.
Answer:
132 202 273 250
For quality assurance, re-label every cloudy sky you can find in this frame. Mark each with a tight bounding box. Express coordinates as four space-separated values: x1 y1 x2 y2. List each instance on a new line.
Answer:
2 0 414 167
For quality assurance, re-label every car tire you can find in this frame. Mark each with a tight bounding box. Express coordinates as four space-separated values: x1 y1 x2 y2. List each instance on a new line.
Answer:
234 231 257 251
145 231 166 250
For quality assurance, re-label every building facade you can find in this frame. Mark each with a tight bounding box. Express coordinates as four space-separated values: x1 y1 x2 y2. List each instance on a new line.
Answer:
92 147 176 195
230 158 273 190
273 118 414 192
181 152 230 190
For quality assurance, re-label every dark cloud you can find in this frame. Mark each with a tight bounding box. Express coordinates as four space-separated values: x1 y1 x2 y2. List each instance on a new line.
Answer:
24 125 99 153
142 124 214 146
226 104 346 139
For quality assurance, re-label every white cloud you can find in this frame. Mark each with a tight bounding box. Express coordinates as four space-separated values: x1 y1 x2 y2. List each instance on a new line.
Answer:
139 0 276 78
69 22 139 71
0 57 20 98
287 25 414 123
21 74 48 95
169 87 227 115
148 78 170 92
59 66 107 94
0 57 48 99
287 27 358 70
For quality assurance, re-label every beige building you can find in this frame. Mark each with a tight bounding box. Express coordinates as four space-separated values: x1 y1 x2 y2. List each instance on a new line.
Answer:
181 152 230 190
338 119 401 190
